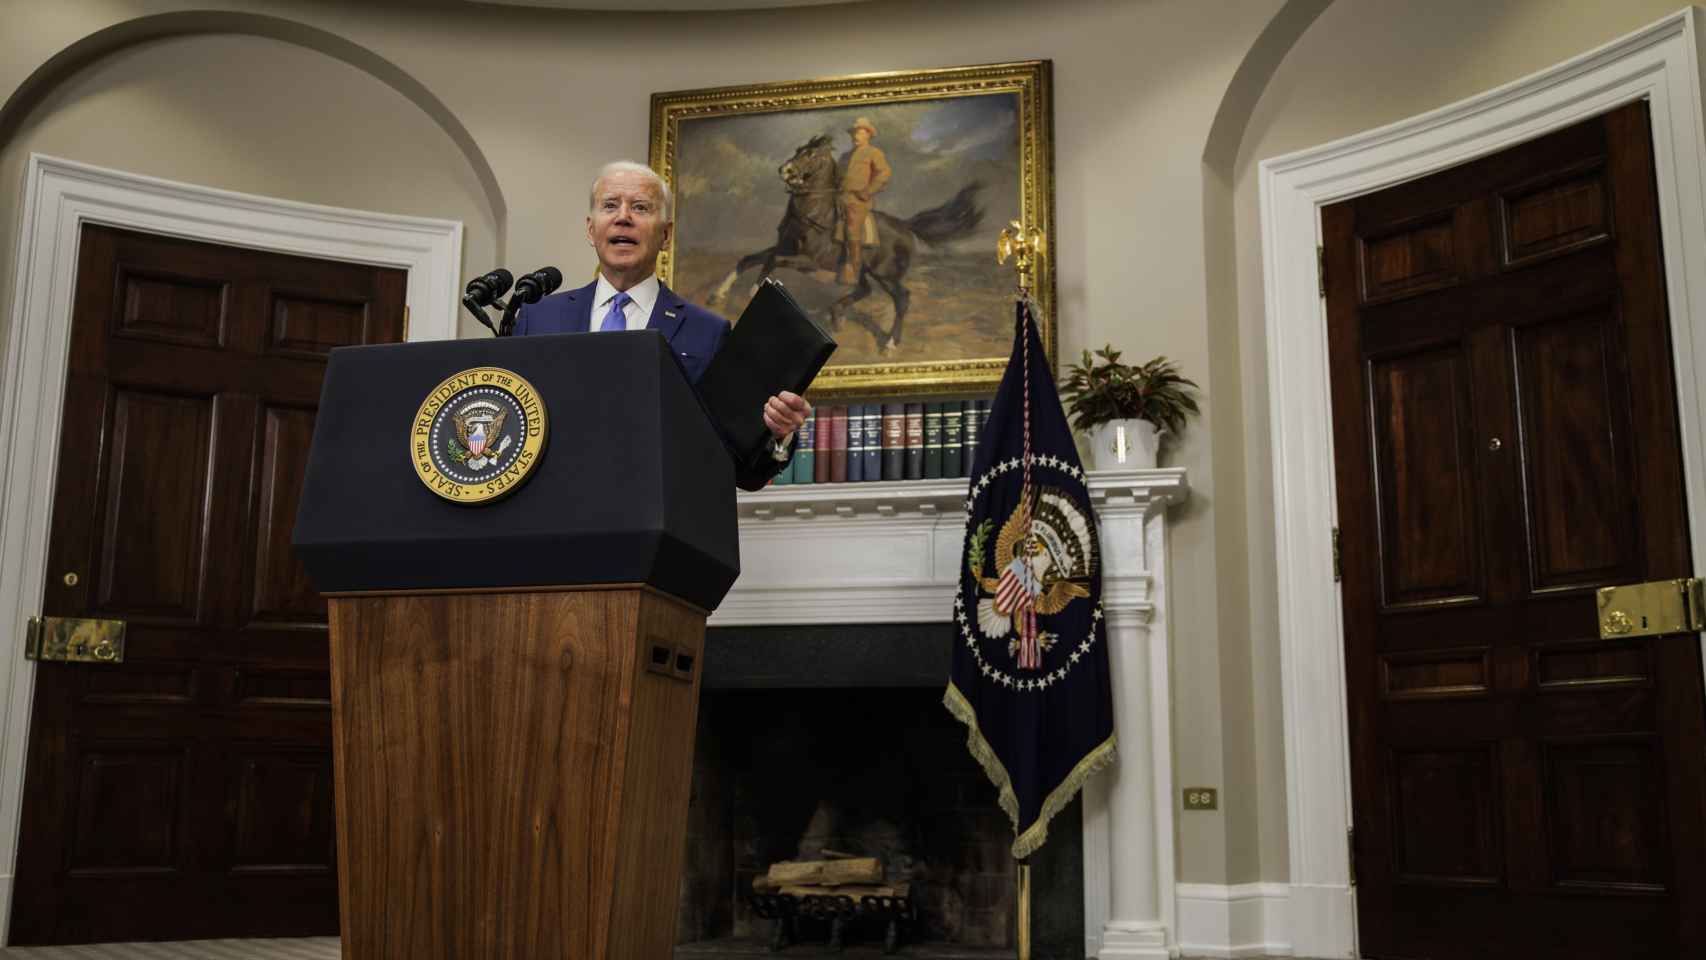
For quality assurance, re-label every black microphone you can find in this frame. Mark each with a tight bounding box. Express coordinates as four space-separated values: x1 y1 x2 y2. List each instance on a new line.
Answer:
512 266 563 305
463 268 513 307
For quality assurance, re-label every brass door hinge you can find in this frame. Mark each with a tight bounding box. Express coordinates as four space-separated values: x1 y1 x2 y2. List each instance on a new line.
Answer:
1597 578 1704 639
1332 526 1342 582
24 616 126 663
1317 245 1327 298
1348 827 1357 886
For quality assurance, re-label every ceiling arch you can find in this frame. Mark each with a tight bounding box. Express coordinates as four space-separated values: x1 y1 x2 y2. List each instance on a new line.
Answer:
465 0 860 9
1202 0 1336 176
0 9 509 258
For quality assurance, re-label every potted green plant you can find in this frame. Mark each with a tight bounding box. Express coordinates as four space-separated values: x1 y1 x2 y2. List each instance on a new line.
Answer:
1059 346 1200 469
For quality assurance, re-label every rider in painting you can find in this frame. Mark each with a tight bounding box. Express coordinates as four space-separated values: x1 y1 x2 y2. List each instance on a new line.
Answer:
838 117 892 285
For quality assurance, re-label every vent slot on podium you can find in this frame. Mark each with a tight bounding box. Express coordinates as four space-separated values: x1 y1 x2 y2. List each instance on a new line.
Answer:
649 641 674 677
647 638 696 683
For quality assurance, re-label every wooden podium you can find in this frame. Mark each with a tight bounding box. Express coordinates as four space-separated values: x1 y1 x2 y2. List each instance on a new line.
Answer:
294 333 740 959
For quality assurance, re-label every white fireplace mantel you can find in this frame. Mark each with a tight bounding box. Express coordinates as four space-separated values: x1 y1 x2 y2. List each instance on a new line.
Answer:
715 467 1189 959
715 468 1186 627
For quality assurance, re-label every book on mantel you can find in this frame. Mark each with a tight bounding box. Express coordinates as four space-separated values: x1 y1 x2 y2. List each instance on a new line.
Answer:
846 403 866 482
882 404 905 480
794 411 815 484
828 406 848 483
903 403 924 480
861 406 882 480
943 402 964 478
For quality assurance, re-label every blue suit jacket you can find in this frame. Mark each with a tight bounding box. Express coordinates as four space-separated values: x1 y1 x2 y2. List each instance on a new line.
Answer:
513 279 793 489
512 280 727 384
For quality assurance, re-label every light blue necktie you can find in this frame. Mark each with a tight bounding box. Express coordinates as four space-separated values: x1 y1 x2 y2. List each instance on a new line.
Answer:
600 291 631 332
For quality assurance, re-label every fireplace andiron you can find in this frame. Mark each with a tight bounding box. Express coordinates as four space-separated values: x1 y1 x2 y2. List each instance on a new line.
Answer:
746 892 917 954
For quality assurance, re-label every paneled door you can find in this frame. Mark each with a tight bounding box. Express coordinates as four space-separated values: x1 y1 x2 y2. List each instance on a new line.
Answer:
8 225 405 943
1324 101 1706 959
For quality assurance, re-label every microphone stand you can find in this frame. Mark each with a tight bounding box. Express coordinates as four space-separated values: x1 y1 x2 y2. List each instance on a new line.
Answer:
498 297 525 337
461 295 504 337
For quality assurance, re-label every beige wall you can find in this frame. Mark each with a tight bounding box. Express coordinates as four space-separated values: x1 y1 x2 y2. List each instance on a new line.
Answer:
3 0 1699 896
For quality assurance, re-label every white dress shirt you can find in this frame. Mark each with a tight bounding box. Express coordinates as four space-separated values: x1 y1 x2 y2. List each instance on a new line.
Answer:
592 273 659 331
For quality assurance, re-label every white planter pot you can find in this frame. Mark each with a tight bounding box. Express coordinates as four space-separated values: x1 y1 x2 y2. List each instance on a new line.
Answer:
1087 419 1159 470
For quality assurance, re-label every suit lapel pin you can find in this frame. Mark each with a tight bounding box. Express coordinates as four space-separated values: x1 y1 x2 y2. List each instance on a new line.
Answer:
665 310 678 319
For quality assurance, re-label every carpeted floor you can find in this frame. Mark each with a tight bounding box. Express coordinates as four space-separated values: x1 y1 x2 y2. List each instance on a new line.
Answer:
0 940 1297 959
0 941 340 959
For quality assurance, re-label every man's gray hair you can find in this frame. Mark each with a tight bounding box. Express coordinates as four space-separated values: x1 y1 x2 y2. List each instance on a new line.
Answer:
589 161 674 222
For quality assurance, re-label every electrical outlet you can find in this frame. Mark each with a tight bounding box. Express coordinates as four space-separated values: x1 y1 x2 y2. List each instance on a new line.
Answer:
1182 787 1219 811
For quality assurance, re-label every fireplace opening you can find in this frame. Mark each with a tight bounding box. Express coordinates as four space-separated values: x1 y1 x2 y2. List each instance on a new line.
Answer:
676 625 1084 959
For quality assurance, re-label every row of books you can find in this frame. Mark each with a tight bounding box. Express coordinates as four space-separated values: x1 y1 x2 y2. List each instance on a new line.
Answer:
775 401 993 485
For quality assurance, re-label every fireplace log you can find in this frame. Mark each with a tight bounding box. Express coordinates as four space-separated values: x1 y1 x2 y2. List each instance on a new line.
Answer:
766 857 883 886
749 878 913 901
776 882 910 899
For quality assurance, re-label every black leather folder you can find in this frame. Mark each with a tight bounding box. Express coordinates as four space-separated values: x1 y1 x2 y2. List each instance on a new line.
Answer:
697 278 837 465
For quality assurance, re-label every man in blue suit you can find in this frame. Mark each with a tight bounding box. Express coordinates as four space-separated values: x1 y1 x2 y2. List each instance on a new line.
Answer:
515 161 810 490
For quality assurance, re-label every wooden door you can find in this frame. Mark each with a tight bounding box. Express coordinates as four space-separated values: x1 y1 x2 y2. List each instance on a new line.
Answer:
8 225 406 944
1325 101 1706 959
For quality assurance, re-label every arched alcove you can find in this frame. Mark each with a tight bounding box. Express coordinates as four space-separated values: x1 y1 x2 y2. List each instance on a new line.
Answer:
0 10 507 245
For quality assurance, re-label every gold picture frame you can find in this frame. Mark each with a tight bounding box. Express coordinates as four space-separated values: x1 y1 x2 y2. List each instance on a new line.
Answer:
650 60 1055 400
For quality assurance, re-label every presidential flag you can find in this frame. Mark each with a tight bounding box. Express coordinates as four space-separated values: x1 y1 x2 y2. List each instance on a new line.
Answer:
944 299 1113 859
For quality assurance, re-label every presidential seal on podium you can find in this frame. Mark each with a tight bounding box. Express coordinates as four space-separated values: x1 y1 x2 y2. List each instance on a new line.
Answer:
411 366 547 503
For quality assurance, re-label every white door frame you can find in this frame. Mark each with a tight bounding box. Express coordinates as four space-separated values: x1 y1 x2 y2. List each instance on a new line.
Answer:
0 153 462 942
1258 8 1706 958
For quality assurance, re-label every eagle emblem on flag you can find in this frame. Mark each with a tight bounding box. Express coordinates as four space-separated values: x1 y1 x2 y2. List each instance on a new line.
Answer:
968 487 1096 668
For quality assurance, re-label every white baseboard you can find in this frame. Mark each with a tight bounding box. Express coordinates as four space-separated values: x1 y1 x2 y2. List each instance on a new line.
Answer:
1174 883 1292 959
0 873 12 943
1098 920 1173 960
1285 882 1355 959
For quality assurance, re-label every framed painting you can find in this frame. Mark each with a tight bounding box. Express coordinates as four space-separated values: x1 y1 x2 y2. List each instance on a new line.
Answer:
649 60 1055 399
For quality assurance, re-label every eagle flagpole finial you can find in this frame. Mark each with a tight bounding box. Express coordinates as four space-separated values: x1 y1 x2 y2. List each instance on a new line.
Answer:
997 221 1045 299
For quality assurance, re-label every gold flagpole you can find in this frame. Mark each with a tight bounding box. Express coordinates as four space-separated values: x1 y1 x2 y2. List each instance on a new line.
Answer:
1017 860 1033 960
998 222 1045 960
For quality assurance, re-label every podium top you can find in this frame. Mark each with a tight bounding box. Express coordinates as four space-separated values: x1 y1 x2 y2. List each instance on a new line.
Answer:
292 331 739 611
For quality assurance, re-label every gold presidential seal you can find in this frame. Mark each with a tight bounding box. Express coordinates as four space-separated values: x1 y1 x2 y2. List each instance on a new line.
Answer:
411 366 547 504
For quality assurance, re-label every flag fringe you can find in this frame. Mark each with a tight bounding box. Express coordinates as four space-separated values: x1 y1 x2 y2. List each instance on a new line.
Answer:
943 681 1118 860
942 681 1021 827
